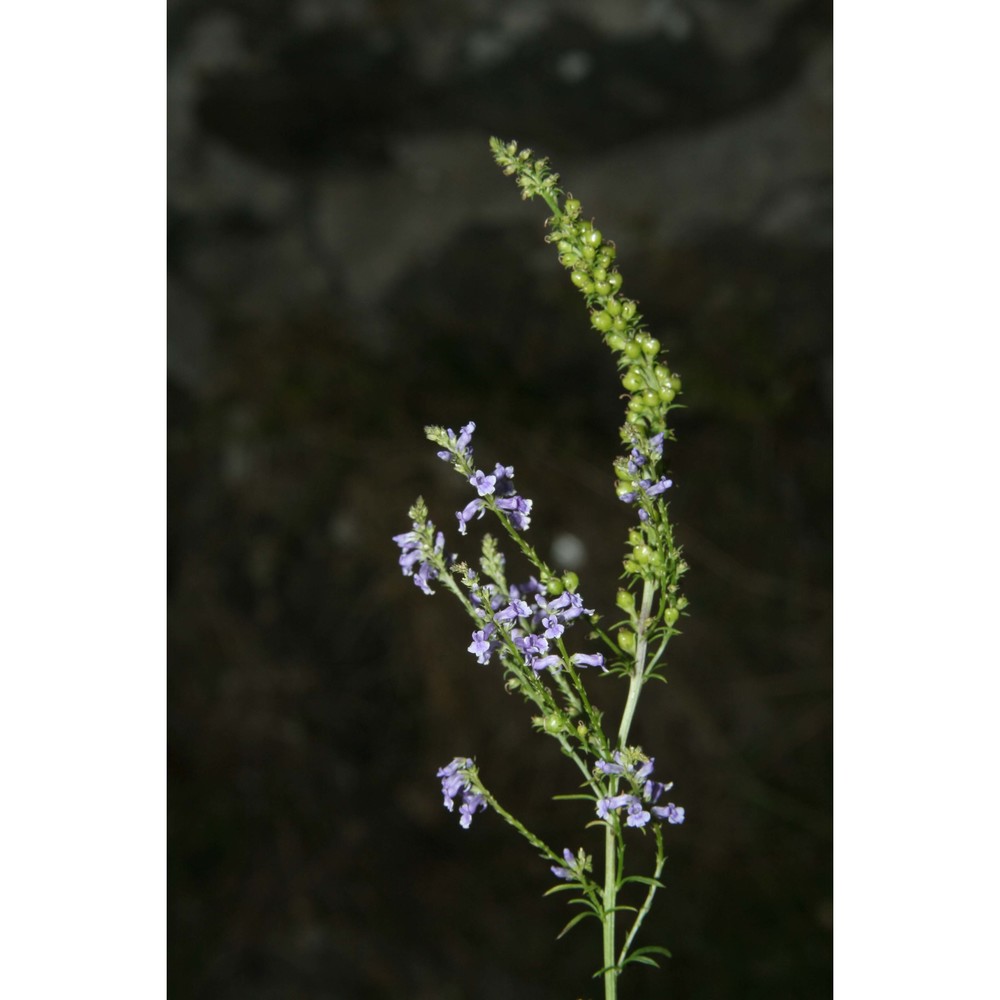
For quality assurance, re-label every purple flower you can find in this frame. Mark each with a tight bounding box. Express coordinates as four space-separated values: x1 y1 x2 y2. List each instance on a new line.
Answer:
570 652 605 670
393 529 444 595
457 498 485 535
645 476 673 497
531 654 562 673
496 495 533 531
459 792 487 829
652 803 685 825
437 421 477 463
635 758 655 780
436 758 489 829
596 793 632 819
469 470 497 496
514 632 549 668
550 848 577 881
643 779 670 803
495 599 531 624
493 463 516 494
627 449 646 475
468 625 497 665
541 614 564 640
437 758 472 810
626 798 651 828
596 757 625 776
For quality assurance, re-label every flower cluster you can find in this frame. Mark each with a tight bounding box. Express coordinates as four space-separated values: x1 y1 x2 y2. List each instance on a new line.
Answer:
434 421 476 465
429 421 535 535
595 752 685 829
459 460 533 535
392 505 445 595
614 429 673 521
437 757 487 829
550 846 592 882
466 581 604 673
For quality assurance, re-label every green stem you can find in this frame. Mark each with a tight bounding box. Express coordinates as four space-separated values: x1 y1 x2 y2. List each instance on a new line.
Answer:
618 580 656 747
601 579 657 999
602 819 618 1000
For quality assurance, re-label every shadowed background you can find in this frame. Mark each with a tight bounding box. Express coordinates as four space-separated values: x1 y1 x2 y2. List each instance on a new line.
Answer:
168 1 832 996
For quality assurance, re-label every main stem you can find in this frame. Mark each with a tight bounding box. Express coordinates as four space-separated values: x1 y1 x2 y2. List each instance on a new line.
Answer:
602 580 656 1000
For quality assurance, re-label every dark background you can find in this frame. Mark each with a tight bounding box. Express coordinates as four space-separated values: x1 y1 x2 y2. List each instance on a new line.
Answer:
168 1 832 997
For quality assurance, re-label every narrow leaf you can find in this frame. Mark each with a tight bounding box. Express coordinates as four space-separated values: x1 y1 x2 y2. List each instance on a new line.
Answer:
623 955 661 969
630 945 673 960
557 909 598 940
621 875 666 890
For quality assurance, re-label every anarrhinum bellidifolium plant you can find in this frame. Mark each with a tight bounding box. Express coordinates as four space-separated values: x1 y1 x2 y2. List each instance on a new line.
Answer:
393 139 688 999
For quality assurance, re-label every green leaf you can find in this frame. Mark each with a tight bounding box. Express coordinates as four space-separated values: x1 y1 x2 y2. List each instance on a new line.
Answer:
556 909 598 940
628 945 673 961
542 883 579 897
620 875 666 890
622 954 661 969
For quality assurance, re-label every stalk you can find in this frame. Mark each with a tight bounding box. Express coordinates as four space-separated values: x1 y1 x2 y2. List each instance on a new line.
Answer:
602 819 618 1000
602 578 656 998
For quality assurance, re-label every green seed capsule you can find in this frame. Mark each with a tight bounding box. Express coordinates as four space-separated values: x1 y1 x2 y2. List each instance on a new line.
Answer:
616 589 636 614
621 300 636 321
612 317 627 332
618 629 637 655
643 337 661 356
570 270 589 288
608 272 623 293
606 333 627 351
604 298 621 317
659 387 676 404
544 714 564 734
581 246 596 261
585 229 602 248
624 341 642 360
664 607 679 627
643 389 659 405
669 374 682 393
622 370 644 392
592 267 607 283
562 571 579 592
595 281 611 296
563 198 581 215
655 365 671 384
591 311 612 332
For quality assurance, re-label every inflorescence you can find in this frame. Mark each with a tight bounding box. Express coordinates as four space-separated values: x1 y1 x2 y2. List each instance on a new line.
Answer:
393 138 690 992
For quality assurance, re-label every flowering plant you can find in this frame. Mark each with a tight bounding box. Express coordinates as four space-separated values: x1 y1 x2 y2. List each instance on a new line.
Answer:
394 138 689 999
